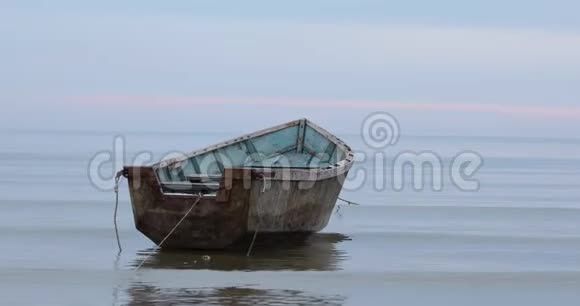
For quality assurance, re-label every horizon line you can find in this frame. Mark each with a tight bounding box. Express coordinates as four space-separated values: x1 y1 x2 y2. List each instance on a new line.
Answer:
64 95 580 120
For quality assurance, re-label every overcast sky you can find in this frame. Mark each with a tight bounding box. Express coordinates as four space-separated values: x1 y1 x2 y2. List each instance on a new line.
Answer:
1 1 579 137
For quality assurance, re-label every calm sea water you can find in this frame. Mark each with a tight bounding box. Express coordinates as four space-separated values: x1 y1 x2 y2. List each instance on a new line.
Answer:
1 130 579 306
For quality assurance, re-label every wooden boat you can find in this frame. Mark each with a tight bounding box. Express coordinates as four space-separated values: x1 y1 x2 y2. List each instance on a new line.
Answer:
122 119 354 249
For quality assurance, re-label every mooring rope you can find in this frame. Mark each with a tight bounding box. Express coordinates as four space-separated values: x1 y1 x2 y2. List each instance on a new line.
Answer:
113 170 124 253
335 196 361 215
134 193 203 271
246 228 259 257
337 197 361 206
247 174 265 256
114 171 356 262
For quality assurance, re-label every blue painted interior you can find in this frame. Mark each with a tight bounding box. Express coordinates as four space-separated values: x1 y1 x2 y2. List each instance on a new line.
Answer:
157 122 347 182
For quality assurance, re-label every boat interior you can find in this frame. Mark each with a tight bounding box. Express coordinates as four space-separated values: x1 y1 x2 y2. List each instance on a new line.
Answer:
154 119 349 194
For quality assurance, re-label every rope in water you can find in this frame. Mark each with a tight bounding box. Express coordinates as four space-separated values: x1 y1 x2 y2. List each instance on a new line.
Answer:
337 197 360 206
112 169 203 269
113 171 124 253
134 193 203 271
335 197 361 214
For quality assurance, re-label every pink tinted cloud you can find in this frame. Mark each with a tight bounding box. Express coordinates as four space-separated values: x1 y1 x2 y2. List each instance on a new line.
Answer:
65 95 580 119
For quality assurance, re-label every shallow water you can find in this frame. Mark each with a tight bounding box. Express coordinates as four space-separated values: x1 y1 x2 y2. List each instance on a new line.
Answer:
1 131 579 305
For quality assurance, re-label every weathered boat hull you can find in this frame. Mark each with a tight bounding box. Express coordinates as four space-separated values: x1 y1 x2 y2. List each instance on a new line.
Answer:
124 165 350 249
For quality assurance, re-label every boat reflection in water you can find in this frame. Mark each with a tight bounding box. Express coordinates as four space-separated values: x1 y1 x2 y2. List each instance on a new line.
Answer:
130 233 350 271
127 286 345 306
128 284 345 306
125 233 349 305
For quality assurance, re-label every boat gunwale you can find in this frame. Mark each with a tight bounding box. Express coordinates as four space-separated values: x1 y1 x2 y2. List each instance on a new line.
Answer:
153 118 353 170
